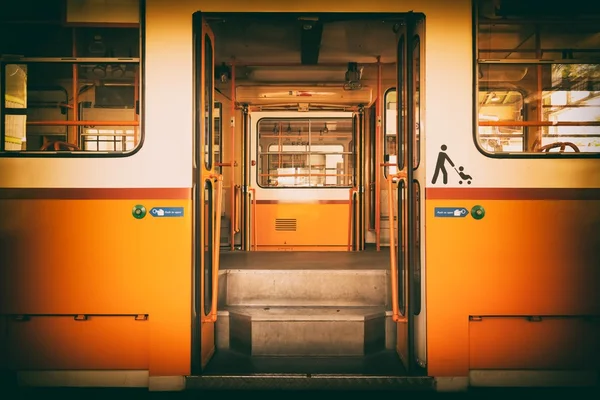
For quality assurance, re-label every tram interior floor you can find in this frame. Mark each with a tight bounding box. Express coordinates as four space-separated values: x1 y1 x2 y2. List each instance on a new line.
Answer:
218 246 390 270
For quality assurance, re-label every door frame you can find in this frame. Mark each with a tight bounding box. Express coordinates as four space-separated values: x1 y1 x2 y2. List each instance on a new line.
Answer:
191 11 222 374
393 11 425 375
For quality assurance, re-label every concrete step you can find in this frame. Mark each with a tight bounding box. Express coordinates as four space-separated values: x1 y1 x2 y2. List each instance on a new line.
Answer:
218 306 388 356
218 269 390 307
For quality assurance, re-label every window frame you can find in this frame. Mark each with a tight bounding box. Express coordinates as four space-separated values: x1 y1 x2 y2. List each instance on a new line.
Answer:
472 1 600 159
255 116 355 189
0 6 144 158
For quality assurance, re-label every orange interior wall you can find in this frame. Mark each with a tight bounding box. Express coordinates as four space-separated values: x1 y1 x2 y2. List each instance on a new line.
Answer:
255 203 349 249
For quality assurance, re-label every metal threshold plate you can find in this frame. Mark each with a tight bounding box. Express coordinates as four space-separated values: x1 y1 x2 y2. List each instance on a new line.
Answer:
185 374 435 391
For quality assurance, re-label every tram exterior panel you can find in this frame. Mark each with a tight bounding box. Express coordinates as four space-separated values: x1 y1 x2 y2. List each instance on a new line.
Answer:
0 0 599 391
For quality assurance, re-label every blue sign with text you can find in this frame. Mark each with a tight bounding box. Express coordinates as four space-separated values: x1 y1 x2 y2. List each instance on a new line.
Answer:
150 207 184 217
434 207 468 218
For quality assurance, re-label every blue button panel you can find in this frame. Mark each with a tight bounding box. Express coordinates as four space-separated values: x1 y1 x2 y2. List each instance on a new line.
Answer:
150 207 184 217
434 207 468 218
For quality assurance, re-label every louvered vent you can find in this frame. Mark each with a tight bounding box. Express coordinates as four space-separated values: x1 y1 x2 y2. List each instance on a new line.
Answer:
275 218 297 231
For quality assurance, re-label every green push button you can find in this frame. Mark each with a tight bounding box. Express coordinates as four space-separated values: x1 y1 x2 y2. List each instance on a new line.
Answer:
471 205 485 220
132 204 146 219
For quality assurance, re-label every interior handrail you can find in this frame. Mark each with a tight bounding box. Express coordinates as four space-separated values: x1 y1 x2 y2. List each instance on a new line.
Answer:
388 172 408 323
479 120 600 127
347 187 359 251
27 120 140 126
234 185 241 233
248 187 257 251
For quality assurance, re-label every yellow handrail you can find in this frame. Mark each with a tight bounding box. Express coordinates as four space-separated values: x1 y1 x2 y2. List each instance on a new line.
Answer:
388 172 408 323
248 187 257 251
259 173 353 177
347 187 358 251
234 185 241 233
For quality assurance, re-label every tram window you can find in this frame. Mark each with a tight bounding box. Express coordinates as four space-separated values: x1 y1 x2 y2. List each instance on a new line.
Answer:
257 117 354 188
476 1 600 155
383 88 397 176
1 23 141 155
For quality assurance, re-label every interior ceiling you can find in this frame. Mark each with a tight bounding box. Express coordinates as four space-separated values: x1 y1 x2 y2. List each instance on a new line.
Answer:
207 13 402 73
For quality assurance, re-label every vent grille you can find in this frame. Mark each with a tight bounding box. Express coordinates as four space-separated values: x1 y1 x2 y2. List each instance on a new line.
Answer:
275 218 297 231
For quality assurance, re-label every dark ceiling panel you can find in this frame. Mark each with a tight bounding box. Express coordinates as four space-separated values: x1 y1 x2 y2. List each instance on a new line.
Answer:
496 0 600 17
300 21 323 65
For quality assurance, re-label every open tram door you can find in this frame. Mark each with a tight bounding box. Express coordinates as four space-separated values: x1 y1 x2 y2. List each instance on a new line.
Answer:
192 11 223 373
390 12 425 375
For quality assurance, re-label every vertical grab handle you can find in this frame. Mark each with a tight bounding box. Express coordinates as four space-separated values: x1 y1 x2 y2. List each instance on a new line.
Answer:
234 185 241 233
388 173 408 323
248 187 257 251
347 187 358 251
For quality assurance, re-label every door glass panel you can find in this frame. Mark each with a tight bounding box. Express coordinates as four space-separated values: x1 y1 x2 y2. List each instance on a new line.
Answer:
204 34 213 170
397 179 406 316
412 180 421 315
413 36 421 169
397 35 405 171
214 102 222 174
203 179 213 316
384 88 398 176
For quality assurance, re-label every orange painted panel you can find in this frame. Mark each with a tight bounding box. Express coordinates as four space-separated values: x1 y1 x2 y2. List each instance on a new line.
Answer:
396 320 409 368
0 198 193 376
0 199 191 314
0 316 149 370
255 203 349 248
426 199 600 377
469 317 600 370
201 321 215 369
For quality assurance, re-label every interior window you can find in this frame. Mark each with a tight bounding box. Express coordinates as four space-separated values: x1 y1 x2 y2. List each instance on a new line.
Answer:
257 118 354 188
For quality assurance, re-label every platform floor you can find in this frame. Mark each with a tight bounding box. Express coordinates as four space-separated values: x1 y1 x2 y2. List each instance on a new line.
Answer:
219 248 390 270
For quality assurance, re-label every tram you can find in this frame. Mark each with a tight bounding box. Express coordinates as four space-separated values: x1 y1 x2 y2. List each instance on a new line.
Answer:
0 0 599 392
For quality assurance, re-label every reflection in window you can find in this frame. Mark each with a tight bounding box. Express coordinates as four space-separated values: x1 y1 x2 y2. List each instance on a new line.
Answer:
1 18 141 154
203 180 213 317
383 89 397 176
477 66 600 153
2 62 140 153
478 89 525 152
204 34 213 170
476 0 600 155
257 118 354 188
3 64 28 151
412 36 421 169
